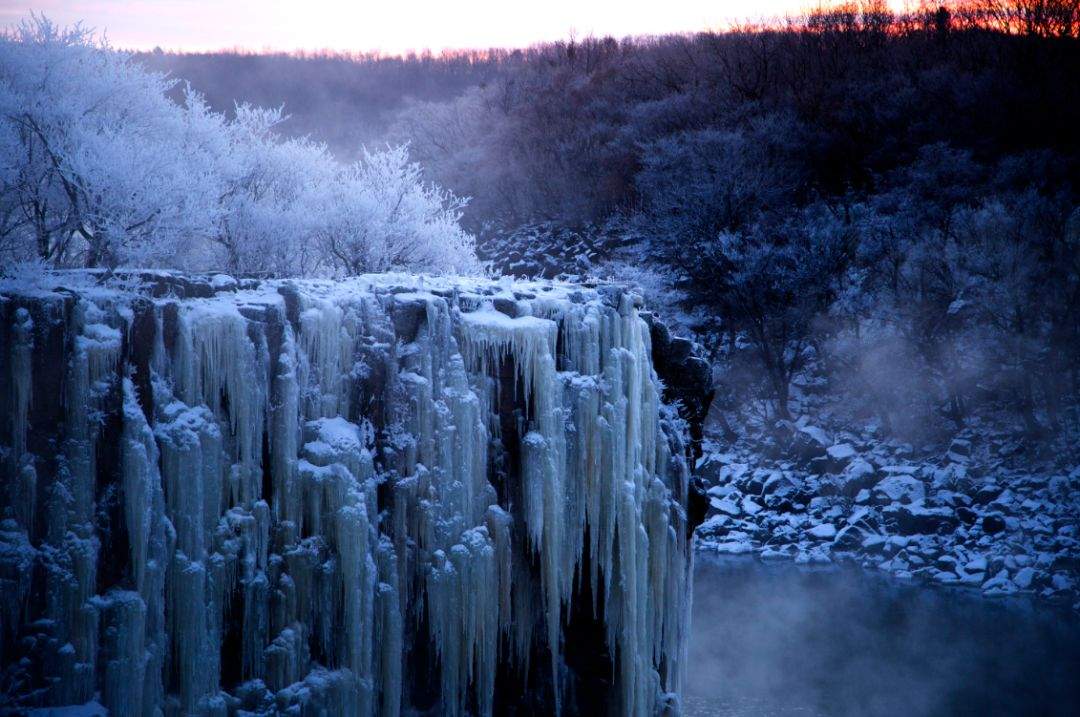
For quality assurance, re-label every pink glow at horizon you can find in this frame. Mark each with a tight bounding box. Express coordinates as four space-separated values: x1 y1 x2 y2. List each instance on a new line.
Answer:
1 1 911 55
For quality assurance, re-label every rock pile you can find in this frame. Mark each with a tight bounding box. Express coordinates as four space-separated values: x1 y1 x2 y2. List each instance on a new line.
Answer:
696 421 1080 609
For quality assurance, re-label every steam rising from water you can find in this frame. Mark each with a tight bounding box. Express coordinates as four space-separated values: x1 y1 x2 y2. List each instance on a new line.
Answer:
686 555 1080 717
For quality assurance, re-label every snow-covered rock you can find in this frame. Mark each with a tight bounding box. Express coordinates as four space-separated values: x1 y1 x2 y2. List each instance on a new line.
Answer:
871 475 927 505
799 425 831 447
947 437 972 463
883 503 959 536
838 458 877 497
742 495 764 515
1013 567 1038 590
711 496 743 517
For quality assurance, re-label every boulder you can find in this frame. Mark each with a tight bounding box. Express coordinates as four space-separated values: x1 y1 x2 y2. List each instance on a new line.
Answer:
989 489 1017 514
827 442 857 462
709 497 742 517
837 458 877 498
932 569 961 584
959 571 985 586
823 443 857 473
861 534 888 553
1048 475 1070 497
932 462 969 490
741 496 764 515
930 489 968 508
955 506 977 525
871 475 926 505
696 514 732 537
711 538 755 554
789 425 829 463
739 468 771 495
832 524 866 552
935 555 960 572
763 495 796 513
1013 566 1038 590
799 424 831 447
808 455 832 476
973 483 1004 505
883 504 959 536
982 570 1017 595
982 513 1007 534
762 472 799 498
947 437 972 462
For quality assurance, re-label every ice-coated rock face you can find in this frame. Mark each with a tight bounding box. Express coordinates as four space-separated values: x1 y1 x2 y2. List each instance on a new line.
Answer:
0 271 708 715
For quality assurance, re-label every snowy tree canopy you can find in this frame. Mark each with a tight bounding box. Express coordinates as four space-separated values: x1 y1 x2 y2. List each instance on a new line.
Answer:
0 15 480 276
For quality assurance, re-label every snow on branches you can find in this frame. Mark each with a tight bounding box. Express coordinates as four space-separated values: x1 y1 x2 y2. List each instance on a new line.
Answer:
0 15 479 276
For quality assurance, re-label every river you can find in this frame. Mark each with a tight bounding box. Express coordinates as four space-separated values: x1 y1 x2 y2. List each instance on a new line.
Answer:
685 554 1080 716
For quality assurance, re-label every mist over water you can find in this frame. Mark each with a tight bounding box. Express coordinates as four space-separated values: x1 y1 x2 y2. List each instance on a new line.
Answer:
686 555 1080 717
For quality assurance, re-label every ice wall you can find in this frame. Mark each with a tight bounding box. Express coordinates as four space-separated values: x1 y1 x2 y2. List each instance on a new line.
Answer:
0 272 707 716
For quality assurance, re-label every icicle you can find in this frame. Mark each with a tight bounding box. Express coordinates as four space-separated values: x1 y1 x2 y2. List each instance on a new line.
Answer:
156 398 221 710
119 378 169 711
121 380 157 597
375 537 403 717
271 320 301 527
8 307 32 461
176 303 267 507
458 303 558 413
299 302 342 417
97 590 148 716
66 307 122 527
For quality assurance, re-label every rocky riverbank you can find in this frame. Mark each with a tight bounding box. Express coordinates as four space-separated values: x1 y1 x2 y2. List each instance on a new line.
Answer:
694 419 1080 610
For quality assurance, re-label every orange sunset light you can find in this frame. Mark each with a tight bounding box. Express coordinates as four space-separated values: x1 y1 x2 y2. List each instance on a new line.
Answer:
1 0 914 54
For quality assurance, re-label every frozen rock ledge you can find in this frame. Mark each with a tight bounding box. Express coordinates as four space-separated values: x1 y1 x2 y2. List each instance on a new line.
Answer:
0 271 710 716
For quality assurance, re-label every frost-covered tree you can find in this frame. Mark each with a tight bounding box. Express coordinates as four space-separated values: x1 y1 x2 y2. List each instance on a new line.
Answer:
316 146 479 275
649 201 850 420
813 144 1080 439
0 15 478 276
210 105 333 275
635 119 808 265
0 16 220 267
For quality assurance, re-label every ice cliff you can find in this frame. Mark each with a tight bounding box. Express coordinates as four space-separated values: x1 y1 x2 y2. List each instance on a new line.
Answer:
0 271 709 716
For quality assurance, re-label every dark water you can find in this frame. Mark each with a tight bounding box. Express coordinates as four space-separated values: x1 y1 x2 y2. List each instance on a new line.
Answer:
685 554 1080 717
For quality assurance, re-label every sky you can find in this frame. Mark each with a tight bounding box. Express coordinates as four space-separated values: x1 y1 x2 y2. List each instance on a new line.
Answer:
0 0 896 54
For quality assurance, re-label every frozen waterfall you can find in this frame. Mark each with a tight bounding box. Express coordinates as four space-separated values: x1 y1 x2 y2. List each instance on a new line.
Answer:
0 272 709 716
